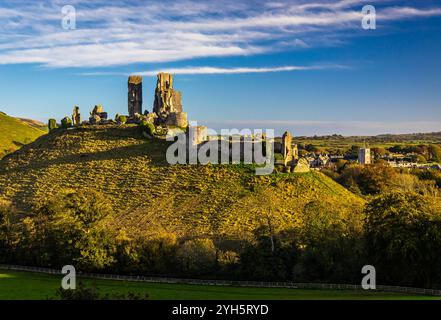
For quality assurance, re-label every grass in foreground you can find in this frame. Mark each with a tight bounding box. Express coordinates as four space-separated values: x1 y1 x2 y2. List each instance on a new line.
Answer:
0 269 439 300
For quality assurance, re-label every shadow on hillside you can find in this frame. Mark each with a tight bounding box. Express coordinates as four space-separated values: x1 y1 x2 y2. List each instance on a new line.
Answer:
71 125 147 142
47 144 168 169
0 137 172 173
12 141 24 147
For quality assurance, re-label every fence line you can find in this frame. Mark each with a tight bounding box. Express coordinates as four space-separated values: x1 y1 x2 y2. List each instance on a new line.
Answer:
1 264 441 296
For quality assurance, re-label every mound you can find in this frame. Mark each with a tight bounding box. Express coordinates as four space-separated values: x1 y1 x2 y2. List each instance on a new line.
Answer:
0 125 364 240
0 112 47 158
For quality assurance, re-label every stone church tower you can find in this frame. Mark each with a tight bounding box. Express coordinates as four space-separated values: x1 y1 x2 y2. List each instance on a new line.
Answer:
128 75 143 117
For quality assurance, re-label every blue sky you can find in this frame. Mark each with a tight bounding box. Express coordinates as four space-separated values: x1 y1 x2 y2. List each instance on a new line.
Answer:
0 0 440 135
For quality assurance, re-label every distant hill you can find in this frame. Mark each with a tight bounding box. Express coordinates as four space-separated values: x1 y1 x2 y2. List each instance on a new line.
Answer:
17 117 46 130
0 112 47 158
0 125 363 240
297 132 441 144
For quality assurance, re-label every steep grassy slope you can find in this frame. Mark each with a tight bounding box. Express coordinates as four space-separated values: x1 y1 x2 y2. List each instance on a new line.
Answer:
0 112 47 158
0 125 364 240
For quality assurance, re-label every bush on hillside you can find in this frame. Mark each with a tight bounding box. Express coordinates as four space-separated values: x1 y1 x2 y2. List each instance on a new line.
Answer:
140 120 156 136
61 117 72 129
116 115 127 125
48 119 58 131
177 239 216 275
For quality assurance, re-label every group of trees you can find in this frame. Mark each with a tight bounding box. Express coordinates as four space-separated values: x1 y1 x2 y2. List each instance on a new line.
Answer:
322 163 439 197
387 144 441 163
2 187 441 288
298 141 441 164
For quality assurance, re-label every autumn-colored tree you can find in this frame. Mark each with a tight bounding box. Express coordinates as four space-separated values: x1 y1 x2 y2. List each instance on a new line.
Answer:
365 192 441 288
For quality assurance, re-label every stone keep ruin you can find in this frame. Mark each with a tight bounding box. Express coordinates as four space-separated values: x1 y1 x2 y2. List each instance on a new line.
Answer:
128 75 143 117
153 73 188 128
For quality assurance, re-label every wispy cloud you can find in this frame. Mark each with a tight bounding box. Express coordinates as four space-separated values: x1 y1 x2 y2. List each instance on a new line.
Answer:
0 0 440 68
81 64 346 76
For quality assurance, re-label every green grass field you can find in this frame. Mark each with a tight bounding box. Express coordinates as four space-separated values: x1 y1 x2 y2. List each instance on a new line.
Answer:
0 269 439 300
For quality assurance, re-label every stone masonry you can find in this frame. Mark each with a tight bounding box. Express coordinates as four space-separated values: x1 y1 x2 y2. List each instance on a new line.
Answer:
153 72 187 126
72 106 81 126
128 75 143 117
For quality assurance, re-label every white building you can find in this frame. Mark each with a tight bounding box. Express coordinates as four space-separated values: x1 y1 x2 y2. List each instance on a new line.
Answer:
358 148 371 165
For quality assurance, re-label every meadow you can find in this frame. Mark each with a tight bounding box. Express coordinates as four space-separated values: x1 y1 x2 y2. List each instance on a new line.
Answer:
0 269 437 300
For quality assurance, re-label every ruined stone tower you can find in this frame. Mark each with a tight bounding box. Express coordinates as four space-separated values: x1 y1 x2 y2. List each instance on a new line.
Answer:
153 72 187 127
153 73 183 118
282 131 298 166
72 106 81 126
128 75 143 117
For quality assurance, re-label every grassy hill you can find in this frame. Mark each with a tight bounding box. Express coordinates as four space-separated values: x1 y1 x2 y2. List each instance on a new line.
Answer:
0 125 364 240
0 112 47 158
294 132 441 154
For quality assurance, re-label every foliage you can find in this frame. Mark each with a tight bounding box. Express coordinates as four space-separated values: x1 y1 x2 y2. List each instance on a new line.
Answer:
429 144 441 162
116 115 127 125
365 192 441 287
177 239 216 275
61 117 72 129
335 163 437 196
0 201 17 260
140 120 156 136
29 189 116 270
48 119 58 132
55 281 149 300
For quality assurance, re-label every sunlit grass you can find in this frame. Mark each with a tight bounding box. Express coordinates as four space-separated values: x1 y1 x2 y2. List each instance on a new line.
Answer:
0 125 364 240
0 269 439 300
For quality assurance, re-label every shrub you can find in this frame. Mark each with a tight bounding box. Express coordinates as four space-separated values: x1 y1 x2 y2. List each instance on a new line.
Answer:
55 282 149 300
48 119 58 131
61 117 72 129
140 120 155 136
177 239 216 275
116 115 127 125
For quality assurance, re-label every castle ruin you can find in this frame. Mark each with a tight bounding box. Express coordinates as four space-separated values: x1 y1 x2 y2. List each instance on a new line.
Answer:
72 106 81 126
128 75 143 117
153 73 188 127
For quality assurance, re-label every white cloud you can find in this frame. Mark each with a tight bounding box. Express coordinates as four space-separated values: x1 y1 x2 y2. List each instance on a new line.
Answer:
0 0 440 68
139 65 317 76
80 64 346 76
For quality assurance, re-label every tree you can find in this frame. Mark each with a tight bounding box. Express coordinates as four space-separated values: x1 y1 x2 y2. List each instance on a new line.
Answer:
338 163 399 195
177 238 216 275
36 188 116 270
429 144 441 162
365 192 441 288
371 147 387 159
0 201 16 261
